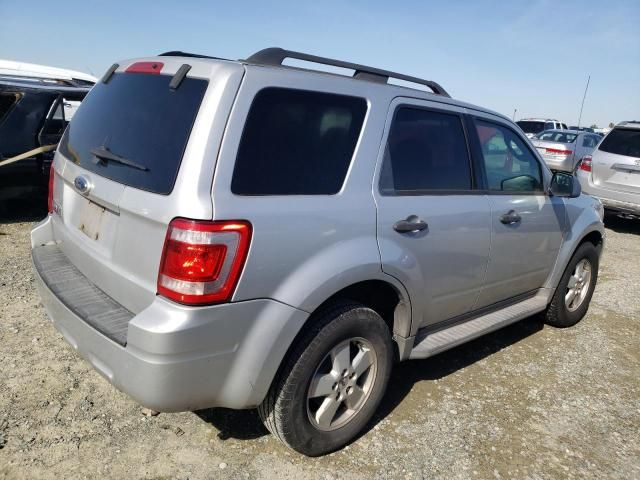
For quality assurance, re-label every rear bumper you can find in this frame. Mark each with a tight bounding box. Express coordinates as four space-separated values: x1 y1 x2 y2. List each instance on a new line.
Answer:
541 156 575 173
31 217 308 412
577 172 640 216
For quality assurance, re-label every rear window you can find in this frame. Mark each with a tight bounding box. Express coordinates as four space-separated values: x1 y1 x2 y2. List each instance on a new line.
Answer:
231 88 367 195
536 131 577 143
516 121 545 134
59 73 208 194
598 128 640 158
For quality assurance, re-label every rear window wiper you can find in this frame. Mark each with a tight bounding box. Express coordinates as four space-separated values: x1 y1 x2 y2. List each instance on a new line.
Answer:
90 146 149 171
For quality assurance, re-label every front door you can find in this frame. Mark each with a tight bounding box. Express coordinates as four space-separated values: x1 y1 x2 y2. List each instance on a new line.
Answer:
374 99 491 330
469 115 566 307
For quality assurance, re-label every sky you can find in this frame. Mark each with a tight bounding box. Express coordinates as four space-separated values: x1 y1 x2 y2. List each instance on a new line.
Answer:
1 0 638 127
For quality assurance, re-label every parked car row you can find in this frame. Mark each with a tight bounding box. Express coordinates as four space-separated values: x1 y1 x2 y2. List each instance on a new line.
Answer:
576 121 640 217
517 118 639 217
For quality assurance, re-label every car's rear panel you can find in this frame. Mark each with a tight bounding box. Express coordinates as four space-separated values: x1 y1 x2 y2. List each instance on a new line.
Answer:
591 127 640 196
45 57 245 314
532 139 576 171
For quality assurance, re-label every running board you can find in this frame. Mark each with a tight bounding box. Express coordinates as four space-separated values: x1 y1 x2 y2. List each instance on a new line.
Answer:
409 291 549 360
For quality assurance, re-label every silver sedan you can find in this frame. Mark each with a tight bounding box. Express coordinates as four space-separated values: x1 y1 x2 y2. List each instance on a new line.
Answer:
532 130 601 172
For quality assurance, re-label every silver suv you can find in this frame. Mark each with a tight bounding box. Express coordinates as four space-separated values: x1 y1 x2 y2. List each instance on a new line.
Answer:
31 48 605 456
576 121 640 217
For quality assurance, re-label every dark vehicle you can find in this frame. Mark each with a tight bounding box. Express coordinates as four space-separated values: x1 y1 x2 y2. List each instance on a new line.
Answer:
0 76 92 201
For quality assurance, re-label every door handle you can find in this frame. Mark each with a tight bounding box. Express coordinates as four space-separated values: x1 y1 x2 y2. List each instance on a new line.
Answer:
500 210 521 225
393 215 428 233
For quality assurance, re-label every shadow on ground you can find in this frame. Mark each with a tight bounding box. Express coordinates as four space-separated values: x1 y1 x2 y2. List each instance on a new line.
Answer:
195 316 544 443
604 213 640 235
0 193 47 225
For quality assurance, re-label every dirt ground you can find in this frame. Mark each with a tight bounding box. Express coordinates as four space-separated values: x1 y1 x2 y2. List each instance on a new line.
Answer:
1 198 639 480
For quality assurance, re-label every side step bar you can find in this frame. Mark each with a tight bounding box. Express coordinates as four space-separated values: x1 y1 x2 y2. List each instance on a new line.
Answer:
409 290 550 360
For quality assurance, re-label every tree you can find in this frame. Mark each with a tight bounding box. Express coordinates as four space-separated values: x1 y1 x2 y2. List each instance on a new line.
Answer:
609 122 615 129
590 124 598 129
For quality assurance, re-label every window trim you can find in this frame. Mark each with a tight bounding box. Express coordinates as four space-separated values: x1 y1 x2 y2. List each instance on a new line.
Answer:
469 116 547 196
378 104 477 197
230 86 368 197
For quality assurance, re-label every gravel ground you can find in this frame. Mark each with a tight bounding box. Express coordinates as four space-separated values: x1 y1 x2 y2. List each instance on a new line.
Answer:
1 199 639 480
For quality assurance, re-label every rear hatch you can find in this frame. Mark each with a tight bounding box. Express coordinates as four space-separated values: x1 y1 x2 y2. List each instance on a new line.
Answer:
591 127 640 195
49 57 244 313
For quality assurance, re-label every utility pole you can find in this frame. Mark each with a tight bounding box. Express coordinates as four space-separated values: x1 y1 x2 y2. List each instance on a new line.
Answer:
577 75 591 128
512 108 517 121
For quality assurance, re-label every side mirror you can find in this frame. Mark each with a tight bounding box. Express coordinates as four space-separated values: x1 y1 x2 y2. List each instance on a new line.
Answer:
549 171 581 198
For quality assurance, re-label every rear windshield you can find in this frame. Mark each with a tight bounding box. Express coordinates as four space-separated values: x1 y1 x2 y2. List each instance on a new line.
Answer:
535 131 577 143
59 73 207 194
598 128 640 158
516 121 545 134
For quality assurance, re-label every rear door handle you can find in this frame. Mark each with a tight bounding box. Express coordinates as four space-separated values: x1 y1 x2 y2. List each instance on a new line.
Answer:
393 215 428 233
500 210 521 225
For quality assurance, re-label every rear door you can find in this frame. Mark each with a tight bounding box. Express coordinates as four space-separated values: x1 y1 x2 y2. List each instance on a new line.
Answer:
591 127 640 195
375 98 491 329
469 115 566 307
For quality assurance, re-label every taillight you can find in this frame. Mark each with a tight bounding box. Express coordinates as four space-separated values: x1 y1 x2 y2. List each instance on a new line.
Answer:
579 155 593 172
157 219 252 305
546 148 572 156
47 163 55 214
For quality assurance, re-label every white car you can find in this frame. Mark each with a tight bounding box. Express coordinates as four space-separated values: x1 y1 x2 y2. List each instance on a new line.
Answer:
576 121 640 217
517 118 568 138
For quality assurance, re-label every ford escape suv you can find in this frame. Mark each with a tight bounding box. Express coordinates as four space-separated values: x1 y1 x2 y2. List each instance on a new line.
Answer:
31 48 605 456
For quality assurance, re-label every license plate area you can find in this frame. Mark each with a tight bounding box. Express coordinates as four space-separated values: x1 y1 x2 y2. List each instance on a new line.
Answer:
78 200 106 241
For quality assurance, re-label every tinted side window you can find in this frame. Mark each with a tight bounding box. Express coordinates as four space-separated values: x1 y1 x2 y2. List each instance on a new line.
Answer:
582 135 597 148
379 107 472 193
231 88 367 195
474 119 543 192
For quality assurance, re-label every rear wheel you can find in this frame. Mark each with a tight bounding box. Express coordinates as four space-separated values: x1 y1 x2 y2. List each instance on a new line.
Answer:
544 242 599 328
258 301 393 456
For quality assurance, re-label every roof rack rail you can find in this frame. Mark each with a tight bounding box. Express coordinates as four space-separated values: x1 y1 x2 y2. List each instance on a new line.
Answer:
159 51 228 61
245 47 450 98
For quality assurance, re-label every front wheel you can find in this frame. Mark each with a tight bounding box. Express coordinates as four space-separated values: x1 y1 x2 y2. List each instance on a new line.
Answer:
258 301 394 456
544 242 599 328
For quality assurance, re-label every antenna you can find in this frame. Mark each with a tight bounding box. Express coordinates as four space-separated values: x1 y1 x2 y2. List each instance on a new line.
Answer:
577 75 590 128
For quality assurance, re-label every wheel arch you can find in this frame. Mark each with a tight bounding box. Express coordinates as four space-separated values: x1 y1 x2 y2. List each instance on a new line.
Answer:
545 223 604 292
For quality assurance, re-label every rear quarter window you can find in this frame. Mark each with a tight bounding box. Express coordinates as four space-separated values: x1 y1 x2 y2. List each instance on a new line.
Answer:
59 73 208 194
231 88 367 195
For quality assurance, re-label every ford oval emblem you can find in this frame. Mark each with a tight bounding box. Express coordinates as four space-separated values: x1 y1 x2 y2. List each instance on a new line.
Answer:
74 175 92 195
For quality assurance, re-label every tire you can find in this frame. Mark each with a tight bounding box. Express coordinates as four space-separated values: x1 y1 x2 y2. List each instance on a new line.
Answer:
544 242 599 328
258 301 394 456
